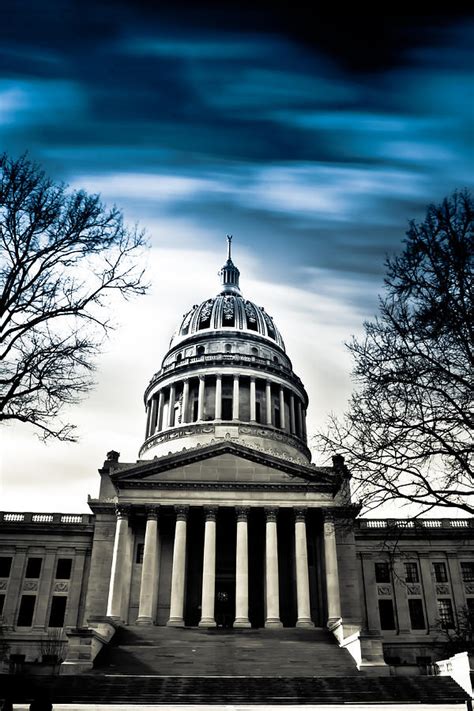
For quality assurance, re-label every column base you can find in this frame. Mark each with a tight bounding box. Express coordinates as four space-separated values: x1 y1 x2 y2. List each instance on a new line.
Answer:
296 618 315 628
234 618 251 628
105 615 121 623
167 617 185 627
136 616 154 626
265 618 283 628
198 618 216 628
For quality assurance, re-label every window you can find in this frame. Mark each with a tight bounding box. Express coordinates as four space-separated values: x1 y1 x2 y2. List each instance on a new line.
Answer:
0 594 4 616
48 596 67 627
136 543 144 564
55 559 72 580
17 595 36 626
251 347 258 356
405 562 419 583
176 353 182 363
433 562 448 583
225 343 232 353
221 397 232 421
437 598 454 628
461 562 474 582
378 599 396 629
197 345 205 356
0 557 12 577
408 598 425 629
375 562 391 583
466 598 474 627
274 408 280 428
255 402 261 423
25 557 42 578
192 400 198 422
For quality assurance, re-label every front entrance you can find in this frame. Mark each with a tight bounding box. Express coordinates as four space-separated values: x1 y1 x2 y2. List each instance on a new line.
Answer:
215 579 235 628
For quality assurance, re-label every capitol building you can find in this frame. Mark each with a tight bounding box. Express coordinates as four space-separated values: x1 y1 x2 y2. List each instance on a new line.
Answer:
1 240 473 704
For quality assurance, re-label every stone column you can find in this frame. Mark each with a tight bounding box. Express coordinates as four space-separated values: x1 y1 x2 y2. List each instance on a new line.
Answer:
290 394 296 435
145 401 152 438
294 509 314 628
235 507 251 628
168 384 176 427
265 508 282 627
65 550 87 627
279 387 286 430
250 378 256 422
232 374 240 420
265 381 272 426
157 390 164 432
199 507 217 627
323 512 341 625
136 506 160 625
198 376 205 421
215 375 222 419
296 400 303 439
106 505 131 621
182 379 189 424
167 506 189 627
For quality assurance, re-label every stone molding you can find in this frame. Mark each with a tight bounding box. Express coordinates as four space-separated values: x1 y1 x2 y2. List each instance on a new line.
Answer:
23 580 38 591
54 581 69 593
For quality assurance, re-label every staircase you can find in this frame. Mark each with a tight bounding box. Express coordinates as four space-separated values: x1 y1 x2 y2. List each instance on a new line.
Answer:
93 625 360 677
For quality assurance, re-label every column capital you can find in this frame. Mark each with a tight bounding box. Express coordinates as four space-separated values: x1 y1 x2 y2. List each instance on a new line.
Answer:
115 504 131 519
294 508 307 522
145 505 160 520
236 506 250 521
323 510 336 525
265 507 278 522
204 506 218 521
250 375 256 383
199 374 206 382
174 505 189 521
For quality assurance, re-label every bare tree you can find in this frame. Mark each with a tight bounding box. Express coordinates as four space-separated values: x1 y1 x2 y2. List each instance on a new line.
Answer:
0 154 148 440
318 190 473 515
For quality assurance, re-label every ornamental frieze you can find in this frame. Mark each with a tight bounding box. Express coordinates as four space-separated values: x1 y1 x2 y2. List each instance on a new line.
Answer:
54 582 69 592
23 580 38 591
377 585 392 596
0 579 7 590
465 583 474 594
407 584 421 596
435 584 450 595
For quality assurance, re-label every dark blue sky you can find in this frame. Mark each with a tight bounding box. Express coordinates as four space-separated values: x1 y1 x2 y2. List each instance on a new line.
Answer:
2 6 473 311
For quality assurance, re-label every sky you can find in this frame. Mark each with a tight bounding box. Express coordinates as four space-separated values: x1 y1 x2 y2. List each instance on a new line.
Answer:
1 6 473 512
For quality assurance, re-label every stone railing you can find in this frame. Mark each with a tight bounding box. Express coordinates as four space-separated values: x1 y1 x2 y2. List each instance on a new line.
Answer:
356 518 473 530
0 512 94 525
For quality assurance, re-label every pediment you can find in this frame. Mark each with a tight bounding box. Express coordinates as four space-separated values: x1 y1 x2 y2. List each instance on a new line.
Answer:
111 441 335 490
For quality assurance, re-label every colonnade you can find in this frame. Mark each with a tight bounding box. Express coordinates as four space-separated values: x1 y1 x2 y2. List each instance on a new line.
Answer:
106 506 341 629
145 375 307 440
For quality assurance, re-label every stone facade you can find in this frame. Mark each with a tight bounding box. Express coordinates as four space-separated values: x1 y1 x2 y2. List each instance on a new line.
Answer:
1 242 472 673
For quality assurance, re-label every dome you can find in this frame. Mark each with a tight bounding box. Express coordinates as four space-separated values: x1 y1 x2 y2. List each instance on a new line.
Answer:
170 294 285 351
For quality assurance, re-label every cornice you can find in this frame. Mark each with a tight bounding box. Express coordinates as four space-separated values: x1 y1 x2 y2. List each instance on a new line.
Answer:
116 479 334 492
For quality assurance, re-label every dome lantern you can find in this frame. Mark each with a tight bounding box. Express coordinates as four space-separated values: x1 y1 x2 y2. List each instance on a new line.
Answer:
218 235 241 295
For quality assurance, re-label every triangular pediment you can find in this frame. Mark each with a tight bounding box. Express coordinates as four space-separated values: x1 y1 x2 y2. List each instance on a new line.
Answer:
111 441 335 490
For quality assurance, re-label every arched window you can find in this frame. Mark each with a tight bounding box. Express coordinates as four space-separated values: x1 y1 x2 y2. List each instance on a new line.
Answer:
251 346 258 356
197 345 205 356
176 353 183 363
273 356 279 364
225 343 232 353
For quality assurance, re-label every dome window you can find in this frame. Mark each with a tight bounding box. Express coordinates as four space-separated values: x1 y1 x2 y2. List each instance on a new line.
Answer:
273 356 279 364
176 353 183 363
222 296 235 327
198 299 213 330
197 345 205 356
251 346 258 356
225 343 232 353
244 301 258 332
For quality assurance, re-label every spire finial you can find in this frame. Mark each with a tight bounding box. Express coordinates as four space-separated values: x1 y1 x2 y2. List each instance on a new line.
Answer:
227 234 232 260
218 234 240 295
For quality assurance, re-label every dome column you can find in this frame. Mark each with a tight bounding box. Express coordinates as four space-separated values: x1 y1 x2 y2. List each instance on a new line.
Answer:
182 379 189 424
296 400 303 438
157 390 164 432
289 393 296 435
249 377 256 422
168 384 176 427
294 509 314 628
199 507 217 627
167 506 189 627
198 376 205 421
265 381 272 426
215 375 222 419
234 507 251 627
232 374 240 420
264 507 282 627
279 387 286 430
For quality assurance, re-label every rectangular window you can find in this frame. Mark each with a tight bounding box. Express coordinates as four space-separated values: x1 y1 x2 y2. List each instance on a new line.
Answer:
55 559 72 580
378 599 396 629
274 408 281 428
405 562 419 583
0 556 12 577
0 594 5 616
221 398 232 421
136 543 144 564
48 596 67 627
466 598 474 628
461 562 474 582
408 598 426 629
17 595 36 626
192 399 198 422
375 562 391 583
255 401 261 424
437 598 454 628
433 562 448 583
25 557 42 578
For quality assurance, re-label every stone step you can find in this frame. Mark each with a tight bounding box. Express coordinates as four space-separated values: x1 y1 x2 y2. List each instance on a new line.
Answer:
1 674 468 705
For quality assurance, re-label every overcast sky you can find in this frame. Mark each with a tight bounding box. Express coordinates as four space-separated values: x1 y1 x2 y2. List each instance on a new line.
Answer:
1 6 473 512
